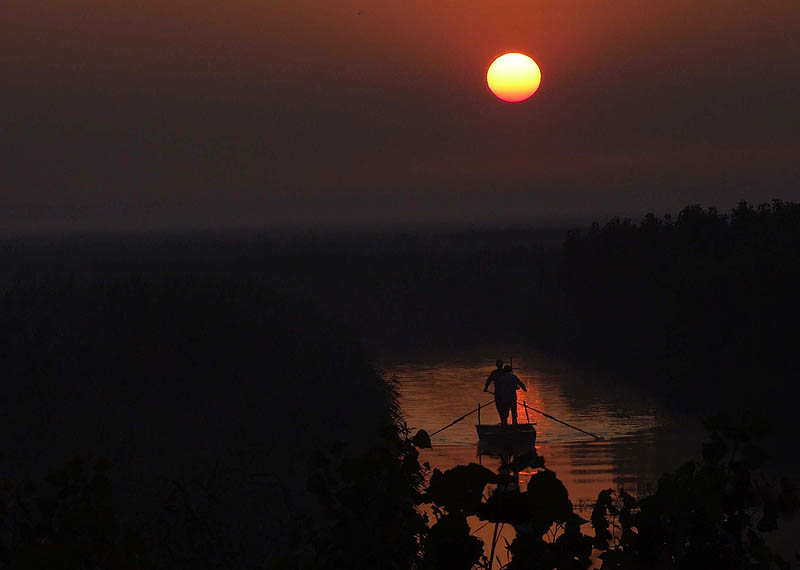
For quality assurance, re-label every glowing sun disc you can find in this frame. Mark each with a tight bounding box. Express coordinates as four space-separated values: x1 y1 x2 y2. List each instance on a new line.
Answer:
487 53 541 103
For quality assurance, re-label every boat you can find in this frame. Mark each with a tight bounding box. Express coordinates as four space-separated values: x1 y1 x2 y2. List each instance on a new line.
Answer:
476 423 537 442
476 423 537 456
476 423 536 438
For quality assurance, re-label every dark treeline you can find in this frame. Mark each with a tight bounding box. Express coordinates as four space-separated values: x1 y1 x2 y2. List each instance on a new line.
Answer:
0 274 396 568
0 227 563 352
533 201 800 411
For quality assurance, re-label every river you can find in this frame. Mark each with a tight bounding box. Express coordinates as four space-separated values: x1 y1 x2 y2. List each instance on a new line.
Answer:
384 346 705 563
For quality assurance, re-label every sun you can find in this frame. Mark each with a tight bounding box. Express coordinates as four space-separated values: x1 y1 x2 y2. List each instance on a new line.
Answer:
487 53 542 103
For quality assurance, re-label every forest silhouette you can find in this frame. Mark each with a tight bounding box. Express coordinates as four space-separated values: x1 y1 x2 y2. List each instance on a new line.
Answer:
1 201 798 568
533 200 800 412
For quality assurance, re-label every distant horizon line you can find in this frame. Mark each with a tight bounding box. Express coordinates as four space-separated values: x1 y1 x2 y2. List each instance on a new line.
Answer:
0 218 597 239
1 198 791 239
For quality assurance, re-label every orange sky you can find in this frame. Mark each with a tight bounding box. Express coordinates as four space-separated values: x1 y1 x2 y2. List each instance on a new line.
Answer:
2 0 799 230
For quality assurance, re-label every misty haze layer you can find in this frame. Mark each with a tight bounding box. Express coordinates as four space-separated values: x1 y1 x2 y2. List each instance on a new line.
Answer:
3 0 799 230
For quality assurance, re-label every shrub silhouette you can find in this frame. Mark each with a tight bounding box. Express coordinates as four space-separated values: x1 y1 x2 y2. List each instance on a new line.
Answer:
2 395 796 568
0 456 144 569
304 413 797 569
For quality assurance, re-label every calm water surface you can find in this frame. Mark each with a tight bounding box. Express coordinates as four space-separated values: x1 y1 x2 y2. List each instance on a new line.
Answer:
384 346 703 560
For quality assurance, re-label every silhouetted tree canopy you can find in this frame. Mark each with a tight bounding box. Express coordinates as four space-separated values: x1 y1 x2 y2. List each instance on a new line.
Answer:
533 200 800 410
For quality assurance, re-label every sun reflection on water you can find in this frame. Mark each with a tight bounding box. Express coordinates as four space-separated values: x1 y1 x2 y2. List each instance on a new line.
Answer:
386 348 700 562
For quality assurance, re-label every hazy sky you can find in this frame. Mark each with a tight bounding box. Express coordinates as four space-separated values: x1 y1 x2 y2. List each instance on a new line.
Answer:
3 0 799 231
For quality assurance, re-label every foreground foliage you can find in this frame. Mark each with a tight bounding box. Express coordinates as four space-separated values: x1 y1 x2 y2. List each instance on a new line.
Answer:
1 414 796 569
588 414 799 570
306 412 798 570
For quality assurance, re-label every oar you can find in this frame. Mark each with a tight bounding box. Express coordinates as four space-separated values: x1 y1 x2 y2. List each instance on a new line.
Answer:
487 390 604 441
429 399 495 437
521 401 604 441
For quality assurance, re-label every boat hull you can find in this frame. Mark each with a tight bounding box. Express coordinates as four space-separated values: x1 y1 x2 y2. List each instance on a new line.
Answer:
476 423 536 455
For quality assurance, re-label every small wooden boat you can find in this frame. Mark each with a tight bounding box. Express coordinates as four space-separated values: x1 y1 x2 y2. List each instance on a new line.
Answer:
476 423 537 455
476 423 536 438
476 423 536 442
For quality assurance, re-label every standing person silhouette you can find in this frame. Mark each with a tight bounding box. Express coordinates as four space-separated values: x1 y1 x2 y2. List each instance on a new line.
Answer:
485 363 527 425
484 359 504 394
